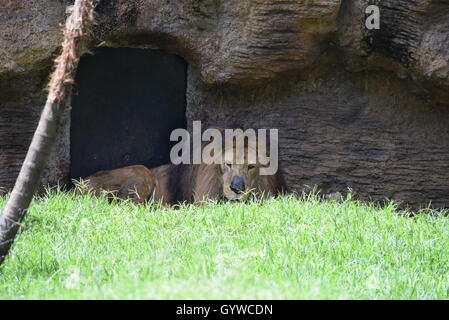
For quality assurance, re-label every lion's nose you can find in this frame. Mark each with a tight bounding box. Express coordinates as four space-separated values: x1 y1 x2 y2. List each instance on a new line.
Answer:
230 176 245 194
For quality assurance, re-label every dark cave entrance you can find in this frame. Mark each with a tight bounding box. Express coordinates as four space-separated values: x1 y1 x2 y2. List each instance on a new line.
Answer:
70 47 187 180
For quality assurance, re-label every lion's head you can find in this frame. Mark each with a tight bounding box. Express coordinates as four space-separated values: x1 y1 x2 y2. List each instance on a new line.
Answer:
193 129 280 202
219 145 264 201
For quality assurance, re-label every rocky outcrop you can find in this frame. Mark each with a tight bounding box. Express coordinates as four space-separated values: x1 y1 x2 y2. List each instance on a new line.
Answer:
1 0 448 208
337 0 449 103
2 0 447 86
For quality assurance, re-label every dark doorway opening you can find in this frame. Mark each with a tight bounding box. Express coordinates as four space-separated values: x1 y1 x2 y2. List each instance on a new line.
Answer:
70 47 187 180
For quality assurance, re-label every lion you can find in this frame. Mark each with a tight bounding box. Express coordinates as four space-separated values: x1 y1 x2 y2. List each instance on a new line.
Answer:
82 165 157 204
151 129 286 205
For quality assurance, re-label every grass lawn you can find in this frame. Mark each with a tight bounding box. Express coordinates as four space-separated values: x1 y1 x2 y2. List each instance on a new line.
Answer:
1 190 449 299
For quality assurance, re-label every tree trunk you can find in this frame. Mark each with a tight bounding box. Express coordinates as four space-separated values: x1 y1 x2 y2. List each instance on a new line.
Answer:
0 0 98 266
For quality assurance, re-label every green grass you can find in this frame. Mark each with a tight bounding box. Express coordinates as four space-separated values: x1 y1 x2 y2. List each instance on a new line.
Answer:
1 190 449 299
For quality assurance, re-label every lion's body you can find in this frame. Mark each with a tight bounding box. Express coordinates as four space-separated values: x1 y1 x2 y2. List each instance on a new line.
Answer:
152 163 221 204
151 164 175 205
83 128 286 206
152 128 286 205
152 162 286 205
84 165 157 204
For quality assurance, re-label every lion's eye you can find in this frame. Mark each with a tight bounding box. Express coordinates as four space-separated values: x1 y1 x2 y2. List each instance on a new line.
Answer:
248 165 256 170
226 162 232 168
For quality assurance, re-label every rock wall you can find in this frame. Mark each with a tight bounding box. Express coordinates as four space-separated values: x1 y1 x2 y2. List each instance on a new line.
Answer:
0 0 448 208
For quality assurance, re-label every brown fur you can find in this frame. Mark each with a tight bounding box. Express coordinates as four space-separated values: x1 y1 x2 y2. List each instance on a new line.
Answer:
84 165 157 204
151 164 175 205
152 162 286 205
152 131 286 205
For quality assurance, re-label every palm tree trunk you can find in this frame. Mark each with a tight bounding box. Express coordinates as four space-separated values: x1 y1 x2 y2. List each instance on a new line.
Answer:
0 0 99 266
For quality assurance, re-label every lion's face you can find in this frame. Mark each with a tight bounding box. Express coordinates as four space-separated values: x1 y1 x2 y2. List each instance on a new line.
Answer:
219 147 261 201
